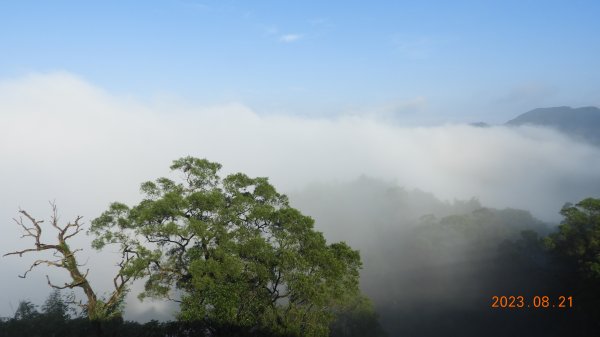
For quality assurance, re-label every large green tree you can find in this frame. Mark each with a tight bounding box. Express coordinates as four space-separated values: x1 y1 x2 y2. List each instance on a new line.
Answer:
91 157 365 336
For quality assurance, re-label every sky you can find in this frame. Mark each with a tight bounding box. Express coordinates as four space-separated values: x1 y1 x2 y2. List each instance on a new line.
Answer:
1 0 600 321
1 0 600 123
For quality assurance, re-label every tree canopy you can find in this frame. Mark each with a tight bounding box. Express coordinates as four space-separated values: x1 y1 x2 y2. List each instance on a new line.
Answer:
91 156 365 336
545 198 600 279
544 197 600 325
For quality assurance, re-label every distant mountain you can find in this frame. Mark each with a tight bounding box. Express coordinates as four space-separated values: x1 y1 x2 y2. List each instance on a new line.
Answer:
506 106 600 145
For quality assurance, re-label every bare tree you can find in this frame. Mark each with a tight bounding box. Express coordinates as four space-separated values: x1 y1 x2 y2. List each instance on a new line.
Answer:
4 202 140 321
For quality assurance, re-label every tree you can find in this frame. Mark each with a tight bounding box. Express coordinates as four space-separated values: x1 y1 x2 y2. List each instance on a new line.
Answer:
42 289 71 321
544 198 600 329
36 290 73 337
545 198 600 279
4 203 144 323
4 300 42 337
91 156 365 336
13 300 39 321
329 295 386 337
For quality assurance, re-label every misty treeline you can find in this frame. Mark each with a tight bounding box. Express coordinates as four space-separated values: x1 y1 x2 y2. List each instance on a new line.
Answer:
4 159 600 337
291 178 600 336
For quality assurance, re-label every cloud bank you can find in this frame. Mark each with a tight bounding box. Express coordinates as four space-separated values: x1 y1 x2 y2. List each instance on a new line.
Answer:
1 72 600 319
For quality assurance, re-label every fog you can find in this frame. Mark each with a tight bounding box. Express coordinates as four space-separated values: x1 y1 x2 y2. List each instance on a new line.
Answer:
288 178 560 335
1 72 600 323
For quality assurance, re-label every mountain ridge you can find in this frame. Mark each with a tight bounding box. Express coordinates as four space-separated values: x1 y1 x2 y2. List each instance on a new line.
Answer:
504 106 600 145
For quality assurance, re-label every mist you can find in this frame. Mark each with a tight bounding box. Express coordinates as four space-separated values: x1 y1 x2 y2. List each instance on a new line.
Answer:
1 72 600 324
288 178 561 335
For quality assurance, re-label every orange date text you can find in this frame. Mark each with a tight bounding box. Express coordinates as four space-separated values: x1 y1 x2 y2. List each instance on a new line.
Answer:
490 295 573 309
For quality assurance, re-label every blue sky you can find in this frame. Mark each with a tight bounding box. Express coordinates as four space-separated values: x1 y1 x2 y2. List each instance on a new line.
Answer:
1 0 600 123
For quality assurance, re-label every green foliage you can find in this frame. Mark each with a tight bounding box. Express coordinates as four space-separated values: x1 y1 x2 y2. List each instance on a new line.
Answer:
545 198 600 279
543 197 600 327
13 300 39 321
0 311 297 337
329 295 386 337
91 156 364 336
42 290 71 321
404 207 547 264
85 299 126 322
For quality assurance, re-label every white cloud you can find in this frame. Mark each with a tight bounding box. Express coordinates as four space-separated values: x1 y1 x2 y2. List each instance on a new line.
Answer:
1 72 599 319
279 34 303 43
1 72 599 220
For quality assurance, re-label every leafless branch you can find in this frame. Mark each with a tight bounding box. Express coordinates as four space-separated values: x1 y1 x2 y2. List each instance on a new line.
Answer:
5 204 144 320
18 259 63 278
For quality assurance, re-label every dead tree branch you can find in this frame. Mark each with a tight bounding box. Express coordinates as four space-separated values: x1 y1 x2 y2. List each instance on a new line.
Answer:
4 202 137 320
